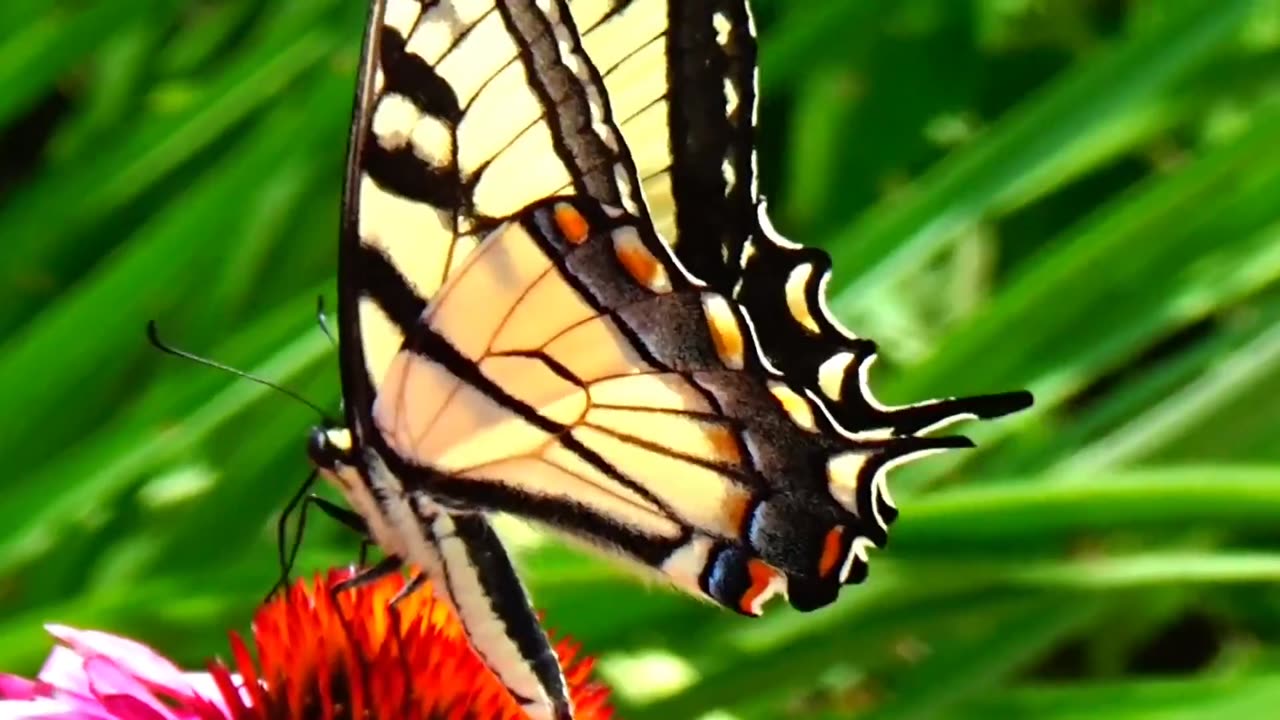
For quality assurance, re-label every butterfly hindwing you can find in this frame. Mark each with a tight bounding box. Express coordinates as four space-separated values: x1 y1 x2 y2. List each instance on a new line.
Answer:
365 196 985 613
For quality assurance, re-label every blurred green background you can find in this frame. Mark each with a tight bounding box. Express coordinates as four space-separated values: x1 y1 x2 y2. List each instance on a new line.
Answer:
2 0 1279 717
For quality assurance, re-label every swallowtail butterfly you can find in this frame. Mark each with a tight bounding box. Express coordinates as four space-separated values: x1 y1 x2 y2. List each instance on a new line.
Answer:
306 1 1033 717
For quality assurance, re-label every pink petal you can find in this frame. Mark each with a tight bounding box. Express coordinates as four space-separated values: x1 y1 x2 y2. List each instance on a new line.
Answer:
99 694 172 720
35 646 99 697
0 697 113 720
44 626 189 694
84 656 178 720
0 675 42 701
9 625 234 720
3 663 118 720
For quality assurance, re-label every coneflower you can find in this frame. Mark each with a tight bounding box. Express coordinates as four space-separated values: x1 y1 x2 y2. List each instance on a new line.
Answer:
0 570 612 720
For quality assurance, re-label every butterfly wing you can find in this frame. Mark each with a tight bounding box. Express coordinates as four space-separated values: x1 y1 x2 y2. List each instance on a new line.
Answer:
567 0 760 281
569 0 1032 439
327 0 657 716
367 196 982 614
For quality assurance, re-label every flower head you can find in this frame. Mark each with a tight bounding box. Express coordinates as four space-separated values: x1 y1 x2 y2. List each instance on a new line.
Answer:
0 571 612 720
215 570 612 720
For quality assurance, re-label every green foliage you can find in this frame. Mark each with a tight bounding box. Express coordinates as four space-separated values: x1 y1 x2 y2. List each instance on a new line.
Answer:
2 0 1278 717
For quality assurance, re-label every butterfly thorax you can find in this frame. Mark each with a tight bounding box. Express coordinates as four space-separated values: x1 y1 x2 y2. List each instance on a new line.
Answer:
307 426 408 558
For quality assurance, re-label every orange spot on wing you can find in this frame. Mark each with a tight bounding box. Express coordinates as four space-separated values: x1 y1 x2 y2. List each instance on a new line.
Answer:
705 304 744 368
819 526 846 578
616 244 662 289
555 204 590 245
739 559 782 616
770 383 816 432
722 491 753 536
705 425 743 466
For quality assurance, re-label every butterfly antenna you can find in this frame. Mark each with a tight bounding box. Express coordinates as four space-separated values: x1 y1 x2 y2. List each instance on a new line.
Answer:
316 295 337 347
146 320 335 423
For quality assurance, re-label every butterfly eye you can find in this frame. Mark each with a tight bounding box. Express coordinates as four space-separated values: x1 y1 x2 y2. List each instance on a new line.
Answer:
306 426 351 472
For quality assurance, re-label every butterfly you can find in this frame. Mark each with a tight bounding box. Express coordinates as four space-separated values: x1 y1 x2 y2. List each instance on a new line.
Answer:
305 1 1033 717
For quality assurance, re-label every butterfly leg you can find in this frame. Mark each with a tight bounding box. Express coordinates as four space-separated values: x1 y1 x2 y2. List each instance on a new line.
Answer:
270 489 373 600
307 494 380 568
271 470 321 597
331 554 404 595
311 493 378 566
308 494 369 533
388 571 429 606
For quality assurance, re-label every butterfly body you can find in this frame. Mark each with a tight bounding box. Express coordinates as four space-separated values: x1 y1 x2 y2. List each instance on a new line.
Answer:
310 422 574 720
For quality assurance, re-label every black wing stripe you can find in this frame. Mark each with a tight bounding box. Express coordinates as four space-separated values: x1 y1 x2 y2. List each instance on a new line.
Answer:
583 421 752 483
354 243 428 333
432 511 573 717
562 0 764 269
379 25 465 121
423 469 686 567
363 146 460 209
498 0 644 214
667 0 758 284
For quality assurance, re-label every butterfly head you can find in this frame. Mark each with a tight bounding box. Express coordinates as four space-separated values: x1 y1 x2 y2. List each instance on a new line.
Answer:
307 426 361 495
